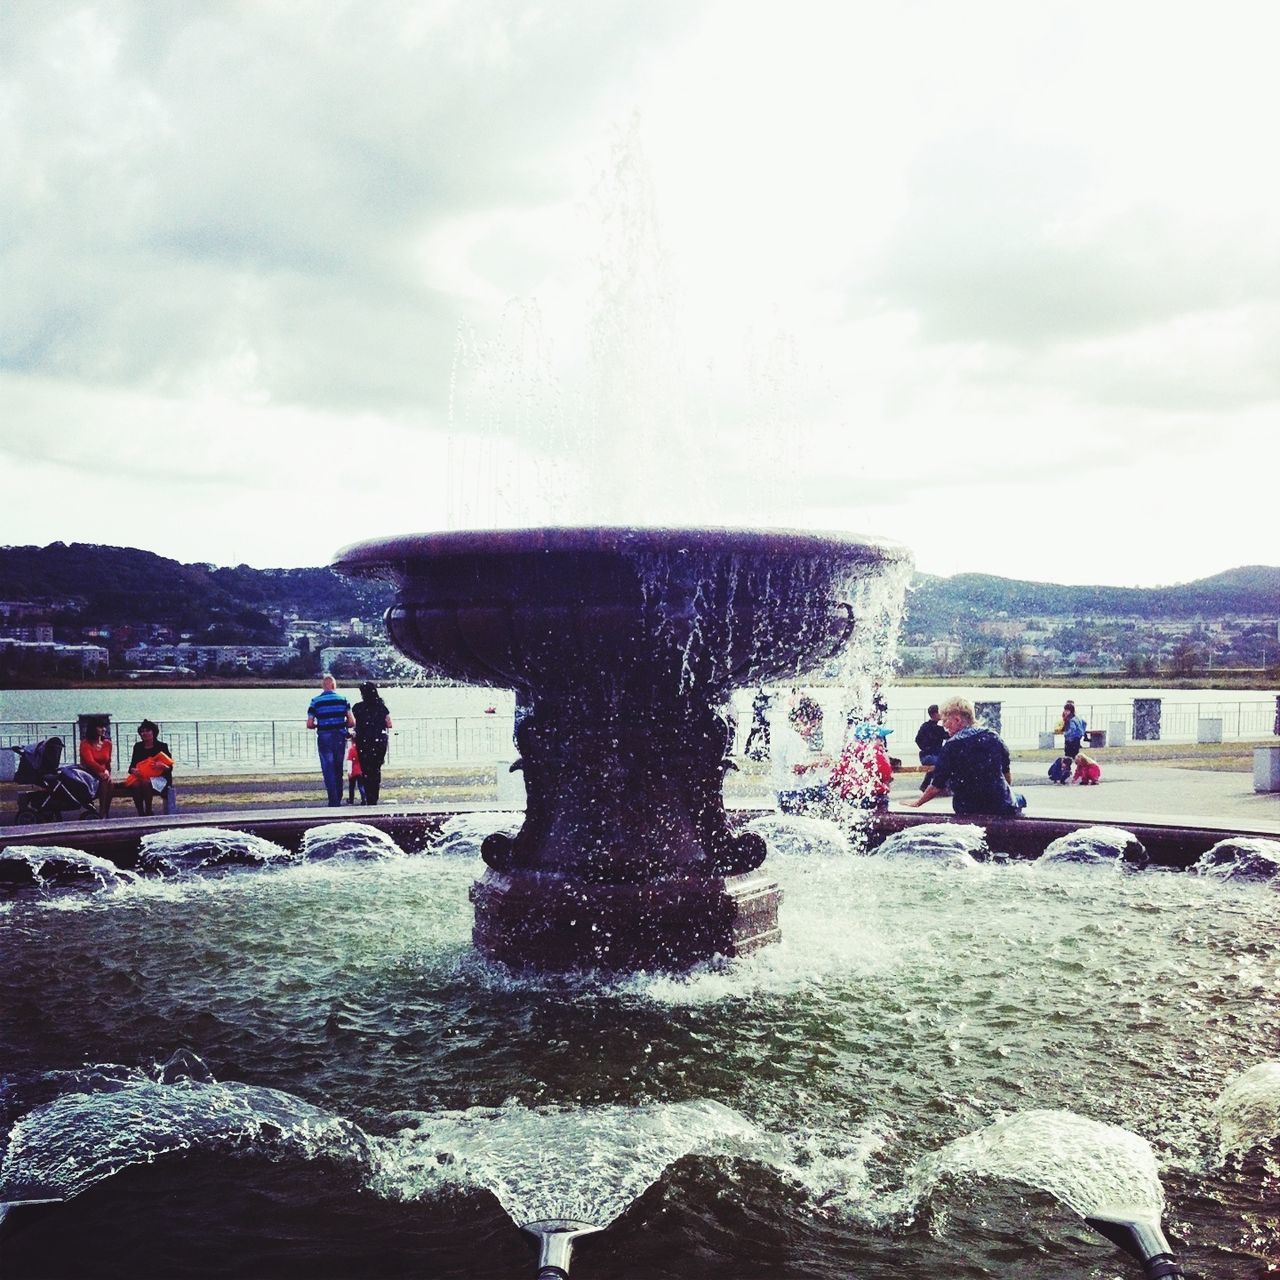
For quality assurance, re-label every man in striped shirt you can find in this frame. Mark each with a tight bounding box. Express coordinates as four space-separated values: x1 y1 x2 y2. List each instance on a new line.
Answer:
307 675 355 806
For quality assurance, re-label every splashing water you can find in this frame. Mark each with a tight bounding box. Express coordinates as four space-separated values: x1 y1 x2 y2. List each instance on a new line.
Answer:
874 823 987 865
903 1109 1165 1221
0 1074 371 1205
4 832 1278 1273
0 846 138 895
370 1098 760 1229
428 813 521 858
1038 826 1148 869
1191 837 1280 883
138 827 297 875
1215 1061 1280 1157
744 814 852 859
300 822 404 862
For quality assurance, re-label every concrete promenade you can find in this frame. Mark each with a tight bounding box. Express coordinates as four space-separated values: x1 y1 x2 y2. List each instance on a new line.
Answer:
890 759 1280 835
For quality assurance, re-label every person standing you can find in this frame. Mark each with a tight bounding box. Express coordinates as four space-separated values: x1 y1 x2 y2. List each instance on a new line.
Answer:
904 697 1025 817
913 704 948 792
308 675 355 807
345 737 366 804
743 688 772 761
352 681 392 804
1058 700 1088 760
78 717 114 818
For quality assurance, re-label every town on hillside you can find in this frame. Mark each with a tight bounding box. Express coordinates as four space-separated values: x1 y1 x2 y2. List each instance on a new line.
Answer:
0 544 1277 684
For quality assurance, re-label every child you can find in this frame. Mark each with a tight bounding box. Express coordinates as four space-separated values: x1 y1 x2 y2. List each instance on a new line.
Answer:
832 722 895 810
1073 752 1102 785
1048 756 1073 785
345 738 366 804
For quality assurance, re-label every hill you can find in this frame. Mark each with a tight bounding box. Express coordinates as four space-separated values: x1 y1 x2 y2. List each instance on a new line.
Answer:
902 566 1280 636
0 542 1274 646
0 543 393 638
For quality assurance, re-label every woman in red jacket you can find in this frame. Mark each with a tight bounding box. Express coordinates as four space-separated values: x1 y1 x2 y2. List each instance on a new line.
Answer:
78 718 114 818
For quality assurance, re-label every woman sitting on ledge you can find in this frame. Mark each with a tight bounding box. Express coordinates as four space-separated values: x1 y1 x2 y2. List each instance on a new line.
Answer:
125 719 175 816
904 696 1026 817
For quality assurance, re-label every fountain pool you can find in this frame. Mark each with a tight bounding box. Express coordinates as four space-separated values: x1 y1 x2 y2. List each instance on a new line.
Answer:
2 824 1278 1277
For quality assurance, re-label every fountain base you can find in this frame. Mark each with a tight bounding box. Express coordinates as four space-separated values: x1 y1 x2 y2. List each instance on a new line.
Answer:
470 867 781 971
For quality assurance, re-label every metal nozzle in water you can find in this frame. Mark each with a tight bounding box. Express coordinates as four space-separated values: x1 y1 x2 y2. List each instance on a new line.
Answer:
520 1218 604 1279
1084 1209 1184 1280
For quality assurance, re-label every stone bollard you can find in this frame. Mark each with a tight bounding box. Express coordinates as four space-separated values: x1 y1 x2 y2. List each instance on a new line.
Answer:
1108 720 1128 748
1133 698 1161 741
1197 718 1224 744
975 701 1002 734
1255 746 1280 793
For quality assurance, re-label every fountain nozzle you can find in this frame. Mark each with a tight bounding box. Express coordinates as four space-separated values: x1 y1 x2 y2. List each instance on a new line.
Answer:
521 1218 604 1279
1084 1209 1183 1279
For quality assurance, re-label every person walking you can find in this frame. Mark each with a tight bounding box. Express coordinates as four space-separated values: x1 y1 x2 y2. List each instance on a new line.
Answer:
904 697 1025 817
352 681 392 804
913 704 948 792
307 675 355 807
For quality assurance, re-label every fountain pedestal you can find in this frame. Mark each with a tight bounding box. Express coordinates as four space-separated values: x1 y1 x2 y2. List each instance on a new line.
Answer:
333 527 907 971
472 868 781 971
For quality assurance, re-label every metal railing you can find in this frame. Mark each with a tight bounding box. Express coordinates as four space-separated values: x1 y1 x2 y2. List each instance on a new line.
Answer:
0 716 515 776
873 700 1277 750
2 698 1275 778
739 698 1277 755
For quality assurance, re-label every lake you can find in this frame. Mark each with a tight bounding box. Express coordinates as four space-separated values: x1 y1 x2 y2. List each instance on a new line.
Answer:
2 683 1274 777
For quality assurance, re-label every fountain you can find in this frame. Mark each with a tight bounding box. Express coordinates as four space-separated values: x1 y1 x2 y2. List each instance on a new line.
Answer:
5 128 1278 1280
332 525 909 971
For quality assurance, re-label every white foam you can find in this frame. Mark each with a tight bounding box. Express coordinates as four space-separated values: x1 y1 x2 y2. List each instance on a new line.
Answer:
905 1109 1164 1220
1215 1060 1280 1156
367 1099 760 1227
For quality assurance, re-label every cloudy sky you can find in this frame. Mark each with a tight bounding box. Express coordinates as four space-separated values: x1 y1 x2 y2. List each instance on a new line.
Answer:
3 1 1278 586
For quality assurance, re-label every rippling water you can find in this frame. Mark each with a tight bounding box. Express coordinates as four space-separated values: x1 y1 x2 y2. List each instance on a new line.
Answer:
2 834 1278 1277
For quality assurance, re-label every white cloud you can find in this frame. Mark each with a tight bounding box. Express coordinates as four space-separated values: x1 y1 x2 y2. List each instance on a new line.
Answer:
1 0 1277 586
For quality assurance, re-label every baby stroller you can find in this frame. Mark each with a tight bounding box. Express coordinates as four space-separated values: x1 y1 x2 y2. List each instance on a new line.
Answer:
9 738 100 824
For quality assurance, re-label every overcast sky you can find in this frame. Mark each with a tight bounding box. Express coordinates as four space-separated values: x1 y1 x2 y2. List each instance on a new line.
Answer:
3 1 1278 586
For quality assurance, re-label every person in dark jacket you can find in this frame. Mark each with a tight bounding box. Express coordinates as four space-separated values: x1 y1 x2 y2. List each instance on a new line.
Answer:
914 704 948 791
905 697 1025 816
352 682 393 804
127 719 174 816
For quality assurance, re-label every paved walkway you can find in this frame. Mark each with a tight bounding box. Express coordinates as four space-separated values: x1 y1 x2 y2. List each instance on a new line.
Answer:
890 760 1280 834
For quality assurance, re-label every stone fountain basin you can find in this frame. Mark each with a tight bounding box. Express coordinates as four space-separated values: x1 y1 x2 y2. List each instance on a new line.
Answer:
4 808 1252 873
331 527 909 692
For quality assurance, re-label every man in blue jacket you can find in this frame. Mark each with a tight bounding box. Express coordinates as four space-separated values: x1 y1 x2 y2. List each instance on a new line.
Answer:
307 675 355 806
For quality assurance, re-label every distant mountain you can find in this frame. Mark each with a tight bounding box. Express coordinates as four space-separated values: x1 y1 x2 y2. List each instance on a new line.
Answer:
902 565 1280 636
0 542 1274 644
0 543 393 636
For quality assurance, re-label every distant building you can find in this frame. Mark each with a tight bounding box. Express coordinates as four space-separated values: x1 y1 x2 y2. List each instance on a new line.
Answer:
123 643 296 673
0 639 108 675
0 623 54 643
